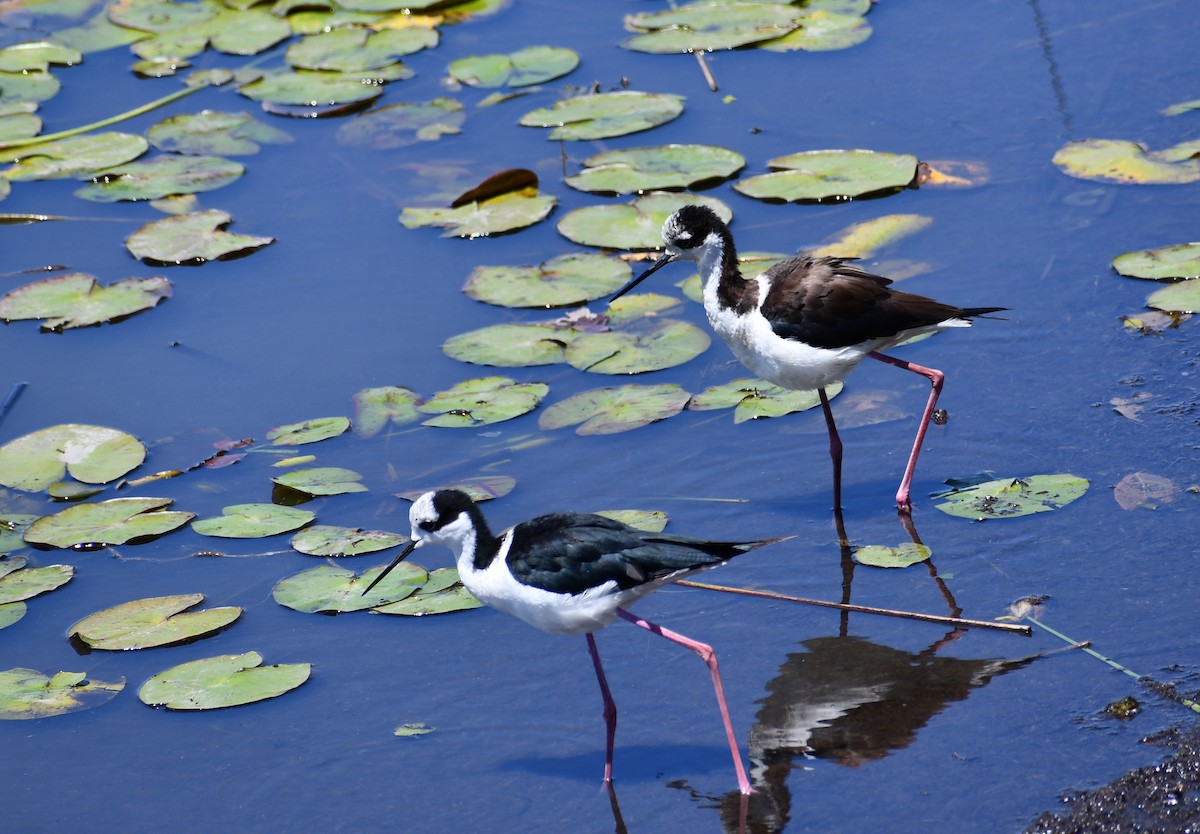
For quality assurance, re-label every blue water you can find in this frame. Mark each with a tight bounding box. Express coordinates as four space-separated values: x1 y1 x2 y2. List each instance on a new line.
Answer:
3 1 1199 831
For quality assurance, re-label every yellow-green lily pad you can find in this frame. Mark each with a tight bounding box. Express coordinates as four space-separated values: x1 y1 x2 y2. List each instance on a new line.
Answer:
758 7 872 52
448 45 578 88
67 593 242 650
0 602 25 630
557 192 732 249
126 209 274 263
0 102 40 144
373 582 482 616
238 66 410 110
0 424 145 492
934 474 1090 520
75 154 244 202
463 253 631 308
0 515 37 555
566 318 710 374
107 0 220 33
192 504 315 538
594 509 668 532
336 98 465 149
1052 139 1200 185
267 416 350 446
401 189 556 238
273 562 428 613
1147 280 1200 313
538 383 691 435
0 557 73 603
854 542 931 568
0 40 82 72
733 149 919 202
25 497 193 548
809 213 934 258
352 386 422 438
1112 242 1200 280
418 377 548 427
0 668 124 719
0 273 172 330
622 2 803 53
519 91 684 141
147 110 293 156
566 144 745 195
0 70 59 106
290 525 407 557
271 467 367 496
0 132 148 179
443 323 574 367
689 378 843 422
286 27 437 72
137 651 310 710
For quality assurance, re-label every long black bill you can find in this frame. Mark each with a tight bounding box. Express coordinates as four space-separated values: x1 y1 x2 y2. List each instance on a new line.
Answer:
609 251 677 303
361 539 419 596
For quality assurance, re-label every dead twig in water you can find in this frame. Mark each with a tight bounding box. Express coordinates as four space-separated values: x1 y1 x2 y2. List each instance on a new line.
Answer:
693 50 718 91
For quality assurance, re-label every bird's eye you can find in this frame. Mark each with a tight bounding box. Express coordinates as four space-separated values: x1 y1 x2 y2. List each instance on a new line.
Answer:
417 520 436 532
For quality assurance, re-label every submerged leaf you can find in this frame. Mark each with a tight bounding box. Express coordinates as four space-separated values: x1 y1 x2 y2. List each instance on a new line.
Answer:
147 110 293 156
0 668 124 719
126 209 274 263
353 386 422 438
336 98 464 149
25 497 194 548
539 384 691 435
192 504 315 538
1113 471 1180 511
0 273 172 330
0 424 145 491
934 474 1090 520
137 652 310 710
68 594 241 650
519 91 684 141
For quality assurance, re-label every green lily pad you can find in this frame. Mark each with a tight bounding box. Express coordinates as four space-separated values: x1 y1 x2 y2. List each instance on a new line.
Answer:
1112 242 1200 280
758 9 872 52
1163 98 1200 117
418 377 548 427
443 322 573 367
271 467 367 496
0 102 40 144
67 593 242 650
594 509 668 532
147 110 293 156
0 132 148 180
0 516 38 555
25 497 194 548
238 66 410 110
287 27 436 73
192 504 315 538
400 190 556 238
809 213 934 259
126 209 274 263
353 386 422 438
0 424 145 492
538 384 691 435
0 559 73 603
934 474 1090 520
853 542 931 568
373 582 482 616
622 2 804 53
336 98 465 149
394 722 433 736
54 8 145 54
0 71 59 106
137 651 310 710
0 41 82 72
556 192 732 249
75 155 244 202
689 378 843 422
107 0 220 33
448 45 578 88
267 416 350 446
0 602 25 630
566 144 745 195
519 91 684 141
1146 280 1200 313
566 318 710 374
1052 139 1200 185
273 562 428 613
290 525 407 557
0 668 124 719
0 273 172 331
463 253 632 308
394 476 515 503
208 8 293 55
733 150 918 202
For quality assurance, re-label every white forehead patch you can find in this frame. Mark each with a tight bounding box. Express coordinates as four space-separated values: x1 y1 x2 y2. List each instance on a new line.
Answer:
409 491 439 528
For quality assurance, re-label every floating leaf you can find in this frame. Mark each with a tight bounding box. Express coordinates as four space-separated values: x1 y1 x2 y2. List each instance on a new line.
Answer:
0 602 25 630
689 378 842 423
0 41 82 72
734 149 918 202
273 562 428 613
443 323 573 367
394 476 515 503
557 192 732 249
809 214 934 259
25 497 194 548
192 504 314 538
0 102 40 144
0 424 145 491
758 8 872 52
271 467 367 496
137 651 310 710
336 98 465 149
75 155 244 202
1146 280 1200 313
1112 243 1200 280
463 253 631 308
267 416 350 446
519 91 684 141
394 722 434 736
126 209 274 263
1052 139 1200 185
107 0 219 33
566 144 745 195
0 560 73 603
418 377 548 427
147 110 292 156
0 516 37 555
1163 98 1200 117
854 542 931 568
291 525 407 557
1113 472 1180 511
238 66 410 110
594 509 668 532
539 384 691 435
448 45 578 88
0 273 171 330
0 132 148 180
353 386 422 438
566 319 710 374
934 474 1090 520
373 583 482 616
400 190 556 238
208 8 293 55
0 668 124 719
622 2 802 52
68 594 241 650
286 27 437 72
0 70 59 106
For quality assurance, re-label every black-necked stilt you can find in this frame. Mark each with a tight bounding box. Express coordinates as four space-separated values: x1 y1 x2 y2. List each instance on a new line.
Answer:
362 488 788 795
610 205 1006 511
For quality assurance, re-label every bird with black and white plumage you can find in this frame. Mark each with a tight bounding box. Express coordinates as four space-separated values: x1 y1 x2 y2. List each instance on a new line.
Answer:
362 488 789 796
610 205 1006 512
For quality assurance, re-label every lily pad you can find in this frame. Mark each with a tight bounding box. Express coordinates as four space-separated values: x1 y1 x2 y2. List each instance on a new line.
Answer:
0 668 124 719
853 542 931 568
68 593 241 650
448 45 578 88
1052 139 1200 185
0 516 37 555
1112 243 1200 280
268 416 350 446
336 98 465 149
192 504 315 538
273 562 428 613
373 582 482 616
290 525 407 557
758 8 872 52
106 0 220 33
1113 471 1180 511
594 509 668 532
1146 280 1200 313
286 27 437 72
0 41 82 72
418 377 548 427
557 192 733 249
0 132 148 180
0 273 172 330
566 144 744 195
137 651 310 710
734 150 919 202
400 189 556 238
538 384 691 435
75 155 244 202
0 424 145 491
0 559 73 603
25 497 194 548
463 253 631 308
394 476 515 503
271 467 367 496
809 214 934 259
0 70 59 106
519 91 684 141
622 2 804 53
443 323 573 367
0 602 25 630
689 378 842 422
126 209 274 263
566 318 710 374
0 102 40 144
147 110 293 156
394 722 434 736
934 474 1090 520
238 66 410 110
353 386 422 438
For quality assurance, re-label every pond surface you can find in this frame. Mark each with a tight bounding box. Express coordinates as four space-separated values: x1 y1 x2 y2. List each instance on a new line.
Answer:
3 1 1199 832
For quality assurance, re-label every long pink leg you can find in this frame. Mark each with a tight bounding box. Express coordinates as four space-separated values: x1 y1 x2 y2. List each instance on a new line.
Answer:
616 608 752 796
586 633 618 784
869 351 945 511
818 387 843 511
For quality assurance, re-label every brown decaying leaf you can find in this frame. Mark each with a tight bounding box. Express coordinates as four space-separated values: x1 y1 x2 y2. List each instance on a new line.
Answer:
1111 392 1152 422
1113 471 1179 510
451 168 538 207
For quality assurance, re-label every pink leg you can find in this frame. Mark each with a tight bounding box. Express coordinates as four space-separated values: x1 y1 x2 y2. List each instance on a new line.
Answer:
616 608 752 796
586 633 618 784
869 351 945 511
818 387 843 512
